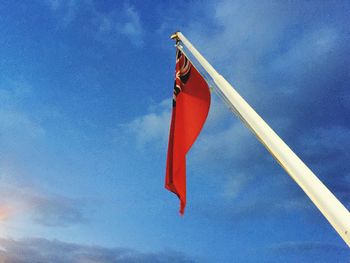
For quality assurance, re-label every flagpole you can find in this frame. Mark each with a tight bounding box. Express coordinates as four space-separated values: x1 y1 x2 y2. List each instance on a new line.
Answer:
172 31 350 247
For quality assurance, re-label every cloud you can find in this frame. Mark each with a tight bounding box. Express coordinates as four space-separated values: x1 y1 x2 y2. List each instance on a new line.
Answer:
0 205 12 221
41 0 144 46
31 195 86 227
0 183 86 227
195 122 261 165
116 5 144 46
92 3 144 47
0 238 197 263
122 92 234 145
43 0 80 26
266 241 350 262
184 0 349 106
272 27 338 73
120 99 171 146
221 173 255 199
270 240 347 252
0 110 45 139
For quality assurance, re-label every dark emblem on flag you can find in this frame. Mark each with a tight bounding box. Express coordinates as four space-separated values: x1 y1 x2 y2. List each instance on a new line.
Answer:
173 50 191 106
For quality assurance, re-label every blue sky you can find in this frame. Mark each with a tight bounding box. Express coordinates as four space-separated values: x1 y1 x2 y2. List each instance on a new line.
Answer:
0 0 349 262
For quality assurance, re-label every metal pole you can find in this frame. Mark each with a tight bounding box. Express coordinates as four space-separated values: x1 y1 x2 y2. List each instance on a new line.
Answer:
173 31 350 247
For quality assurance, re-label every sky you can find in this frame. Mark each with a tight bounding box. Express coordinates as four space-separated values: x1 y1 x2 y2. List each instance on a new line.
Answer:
0 0 350 262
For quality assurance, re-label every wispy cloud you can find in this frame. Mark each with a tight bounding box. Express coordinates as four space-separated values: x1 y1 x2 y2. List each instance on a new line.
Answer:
43 0 80 26
0 238 197 263
93 3 144 47
116 4 144 46
221 173 255 200
0 110 45 138
41 0 145 46
269 240 348 252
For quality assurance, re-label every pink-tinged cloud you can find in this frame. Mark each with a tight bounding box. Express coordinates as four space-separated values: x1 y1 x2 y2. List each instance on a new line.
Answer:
0 205 13 221
0 184 86 227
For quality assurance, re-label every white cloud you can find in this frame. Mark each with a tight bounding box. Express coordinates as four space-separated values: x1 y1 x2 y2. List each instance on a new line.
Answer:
196 122 249 160
122 99 171 146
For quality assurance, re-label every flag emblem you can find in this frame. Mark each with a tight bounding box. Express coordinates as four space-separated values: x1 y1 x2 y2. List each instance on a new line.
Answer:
173 50 192 106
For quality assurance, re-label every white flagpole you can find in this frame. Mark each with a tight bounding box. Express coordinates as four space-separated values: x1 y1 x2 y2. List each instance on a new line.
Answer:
172 31 350 247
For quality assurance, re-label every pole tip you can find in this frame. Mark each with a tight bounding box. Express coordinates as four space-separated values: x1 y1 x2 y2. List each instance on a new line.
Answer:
170 31 180 41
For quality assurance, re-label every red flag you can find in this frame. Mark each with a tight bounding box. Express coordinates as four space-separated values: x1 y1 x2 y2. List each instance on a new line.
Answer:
165 49 211 215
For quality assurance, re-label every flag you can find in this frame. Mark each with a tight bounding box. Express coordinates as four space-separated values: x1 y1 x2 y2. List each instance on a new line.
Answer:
165 49 211 215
